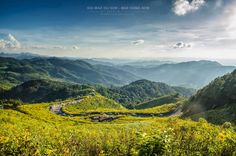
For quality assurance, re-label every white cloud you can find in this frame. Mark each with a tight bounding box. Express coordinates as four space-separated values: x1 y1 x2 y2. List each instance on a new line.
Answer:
72 45 79 50
173 42 192 48
173 0 205 16
0 33 21 49
131 39 145 45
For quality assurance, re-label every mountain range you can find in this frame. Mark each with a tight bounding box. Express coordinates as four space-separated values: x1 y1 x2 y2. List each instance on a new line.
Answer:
119 60 235 88
0 52 235 89
0 57 138 89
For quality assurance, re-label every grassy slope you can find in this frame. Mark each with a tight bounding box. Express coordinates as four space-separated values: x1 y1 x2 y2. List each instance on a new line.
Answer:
62 94 182 115
0 102 235 155
63 94 125 113
134 94 182 109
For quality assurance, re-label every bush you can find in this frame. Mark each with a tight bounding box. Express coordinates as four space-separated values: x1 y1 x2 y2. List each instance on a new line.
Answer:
0 99 23 109
135 130 172 156
198 117 208 123
222 122 232 129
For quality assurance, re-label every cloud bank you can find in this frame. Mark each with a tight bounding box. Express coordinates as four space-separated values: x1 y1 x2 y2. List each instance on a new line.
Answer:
173 0 205 16
0 34 21 49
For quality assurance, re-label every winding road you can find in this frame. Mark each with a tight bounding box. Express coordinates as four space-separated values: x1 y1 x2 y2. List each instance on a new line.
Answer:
50 99 82 116
49 98 182 122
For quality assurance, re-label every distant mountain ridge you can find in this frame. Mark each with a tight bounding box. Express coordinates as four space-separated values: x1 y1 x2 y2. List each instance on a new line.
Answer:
0 52 45 59
120 60 235 88
0 52 235 89
0 57 139 88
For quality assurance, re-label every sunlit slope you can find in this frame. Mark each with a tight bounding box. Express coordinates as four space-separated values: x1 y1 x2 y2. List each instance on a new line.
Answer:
0 101 235 155
63 94 125 113
134 94 182 109
61 93 184 115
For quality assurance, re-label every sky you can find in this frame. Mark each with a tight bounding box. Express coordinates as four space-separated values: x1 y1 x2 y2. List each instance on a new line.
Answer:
0 0 236 64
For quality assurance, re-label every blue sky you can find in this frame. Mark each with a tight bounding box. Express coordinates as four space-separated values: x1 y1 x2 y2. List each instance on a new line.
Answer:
0 0 236 63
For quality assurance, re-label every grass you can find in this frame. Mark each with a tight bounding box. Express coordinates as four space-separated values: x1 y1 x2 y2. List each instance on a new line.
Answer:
64 94 124 111
0 97 235 155
134 94 181 109
62 94 183 115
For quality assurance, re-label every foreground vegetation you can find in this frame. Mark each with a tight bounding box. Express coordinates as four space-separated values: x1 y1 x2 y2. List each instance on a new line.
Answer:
0 100 235 155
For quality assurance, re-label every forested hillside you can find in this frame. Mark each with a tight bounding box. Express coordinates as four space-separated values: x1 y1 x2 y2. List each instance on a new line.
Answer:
182 69 236 124
0 79 95 103
0 79 194 107
96 79 195 108
0 57 138 89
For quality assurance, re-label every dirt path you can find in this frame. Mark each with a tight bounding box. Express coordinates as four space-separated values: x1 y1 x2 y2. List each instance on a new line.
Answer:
50 99 82 116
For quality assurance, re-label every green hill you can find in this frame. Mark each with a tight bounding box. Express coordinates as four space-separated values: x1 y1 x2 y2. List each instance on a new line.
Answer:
182 69 236 124
96 79 195 108
134 94 181 109
0 79 95 103
63 94 124 114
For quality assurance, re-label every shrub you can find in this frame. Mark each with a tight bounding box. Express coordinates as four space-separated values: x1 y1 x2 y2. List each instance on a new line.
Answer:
222 122 232 129
0 99 23 109
198 117 208 123
135 130 172 156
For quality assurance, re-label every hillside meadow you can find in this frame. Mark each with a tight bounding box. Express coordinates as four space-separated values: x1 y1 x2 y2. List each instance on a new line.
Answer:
0 98 235 155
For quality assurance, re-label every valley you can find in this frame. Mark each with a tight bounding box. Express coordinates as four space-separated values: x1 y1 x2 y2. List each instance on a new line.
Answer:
1 0 236 155
0 58 235 155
